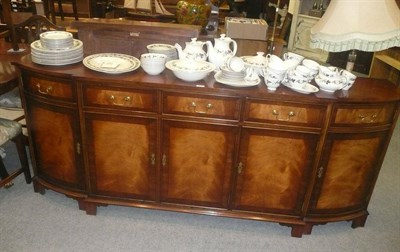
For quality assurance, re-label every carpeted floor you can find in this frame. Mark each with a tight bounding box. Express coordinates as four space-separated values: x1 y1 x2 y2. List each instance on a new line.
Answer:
0 121 399 252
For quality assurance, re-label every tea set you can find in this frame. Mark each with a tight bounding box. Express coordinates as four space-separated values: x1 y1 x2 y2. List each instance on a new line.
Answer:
140 34 357 93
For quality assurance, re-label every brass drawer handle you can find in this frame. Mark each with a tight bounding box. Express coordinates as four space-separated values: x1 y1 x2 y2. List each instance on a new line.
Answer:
317 166 324 178
108 95 132 106
358 113 378 122
272 109 296 121
190 101 213 114
36 83 53 95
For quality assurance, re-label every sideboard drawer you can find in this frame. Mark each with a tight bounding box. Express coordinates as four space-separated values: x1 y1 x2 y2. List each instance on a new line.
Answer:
163 92 240 120
332 103 397 125
83 86 157 112
24 76 75 102
244 100 326 127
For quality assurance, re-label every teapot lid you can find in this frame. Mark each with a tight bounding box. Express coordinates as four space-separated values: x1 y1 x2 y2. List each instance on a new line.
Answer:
189 38 204 45
218 33 232 41
241 52 268 67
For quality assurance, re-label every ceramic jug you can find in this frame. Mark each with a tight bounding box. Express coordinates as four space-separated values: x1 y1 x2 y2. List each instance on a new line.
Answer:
175 38 208 61
206 34 238 70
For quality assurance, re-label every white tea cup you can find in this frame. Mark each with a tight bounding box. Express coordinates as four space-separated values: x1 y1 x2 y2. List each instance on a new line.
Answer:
340 69 357 90
227 56 245 72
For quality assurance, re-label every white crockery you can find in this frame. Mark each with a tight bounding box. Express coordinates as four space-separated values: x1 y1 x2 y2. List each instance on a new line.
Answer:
140 53 167 75
262 67 284 91
241 52 268 76
315 75 346 92
340 69 357 90
267 54 284 65
286 69 309 85
227 56 245 72
166 59 215 82
140 53 167 62
295 65 312 79
283 52 304 63
283 59 300 71
302 59 320 72
319 65 340 78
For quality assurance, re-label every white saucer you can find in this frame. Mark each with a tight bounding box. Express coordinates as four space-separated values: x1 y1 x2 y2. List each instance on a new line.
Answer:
284 82 319 94
214 71 260 87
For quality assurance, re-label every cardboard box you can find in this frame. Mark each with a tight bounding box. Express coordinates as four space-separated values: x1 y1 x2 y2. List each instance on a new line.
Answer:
225 17 268 41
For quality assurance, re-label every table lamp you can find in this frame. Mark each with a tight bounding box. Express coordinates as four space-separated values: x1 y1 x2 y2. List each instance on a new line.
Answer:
310 0 400 52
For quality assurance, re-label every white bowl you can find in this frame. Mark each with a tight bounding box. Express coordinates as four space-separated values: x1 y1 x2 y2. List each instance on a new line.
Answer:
314 75 345 92
140 53 167 75
140 53 167 63
166 59 216 82
141 63 166 75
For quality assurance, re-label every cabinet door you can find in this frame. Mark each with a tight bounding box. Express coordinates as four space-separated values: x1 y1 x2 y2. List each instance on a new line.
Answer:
26 98 84 190
233 128 319 216
85 113 157 200
161 120 237 209
309 131 389 214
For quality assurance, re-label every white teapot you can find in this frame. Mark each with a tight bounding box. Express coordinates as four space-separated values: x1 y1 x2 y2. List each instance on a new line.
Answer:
175 38 208 61
206 34 237 70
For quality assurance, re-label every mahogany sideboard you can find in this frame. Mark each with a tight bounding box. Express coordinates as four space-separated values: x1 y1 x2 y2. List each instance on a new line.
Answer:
14 55 400 237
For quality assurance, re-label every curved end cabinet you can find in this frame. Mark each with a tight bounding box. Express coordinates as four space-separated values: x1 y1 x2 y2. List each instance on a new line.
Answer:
14 55 400 237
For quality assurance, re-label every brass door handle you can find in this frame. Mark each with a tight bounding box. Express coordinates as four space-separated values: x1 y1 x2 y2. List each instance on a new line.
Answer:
150 153 155 166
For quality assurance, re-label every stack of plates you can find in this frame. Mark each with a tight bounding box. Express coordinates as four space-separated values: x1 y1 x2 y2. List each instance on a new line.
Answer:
146 43 177 62
215 65 260 87
40 31 73 49
219 65 246 81
30 31 83 66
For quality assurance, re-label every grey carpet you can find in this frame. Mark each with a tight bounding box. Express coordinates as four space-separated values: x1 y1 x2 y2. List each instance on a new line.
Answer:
0 121 399 252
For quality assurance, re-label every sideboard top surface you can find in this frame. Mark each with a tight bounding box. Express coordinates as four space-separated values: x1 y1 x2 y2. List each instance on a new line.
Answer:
14 55 400 104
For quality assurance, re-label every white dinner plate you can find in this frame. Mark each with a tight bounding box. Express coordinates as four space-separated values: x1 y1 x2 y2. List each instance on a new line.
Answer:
214 71 260 87
31 39 83 53
83 53 140 74
40 31 73 41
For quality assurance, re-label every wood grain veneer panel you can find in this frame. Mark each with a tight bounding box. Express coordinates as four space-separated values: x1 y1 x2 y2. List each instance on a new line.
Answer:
234 130 317 214
162 123 234 208
88 117 156 199
29 105 78 186
316 137 382 209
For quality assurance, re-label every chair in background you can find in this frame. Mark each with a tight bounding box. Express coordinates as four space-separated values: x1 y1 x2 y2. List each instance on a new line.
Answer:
0 117 31 188
0 13 65 188
6 14 66 45
43 0 78 24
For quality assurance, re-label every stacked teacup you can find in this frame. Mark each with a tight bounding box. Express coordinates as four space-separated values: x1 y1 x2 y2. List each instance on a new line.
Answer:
261 58 287 91
219 56 247 81
286 66 311 88
302 59 320 80
315 66 347 92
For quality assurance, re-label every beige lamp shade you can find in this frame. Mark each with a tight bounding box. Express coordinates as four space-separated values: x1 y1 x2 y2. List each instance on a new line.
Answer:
310 0 400 52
